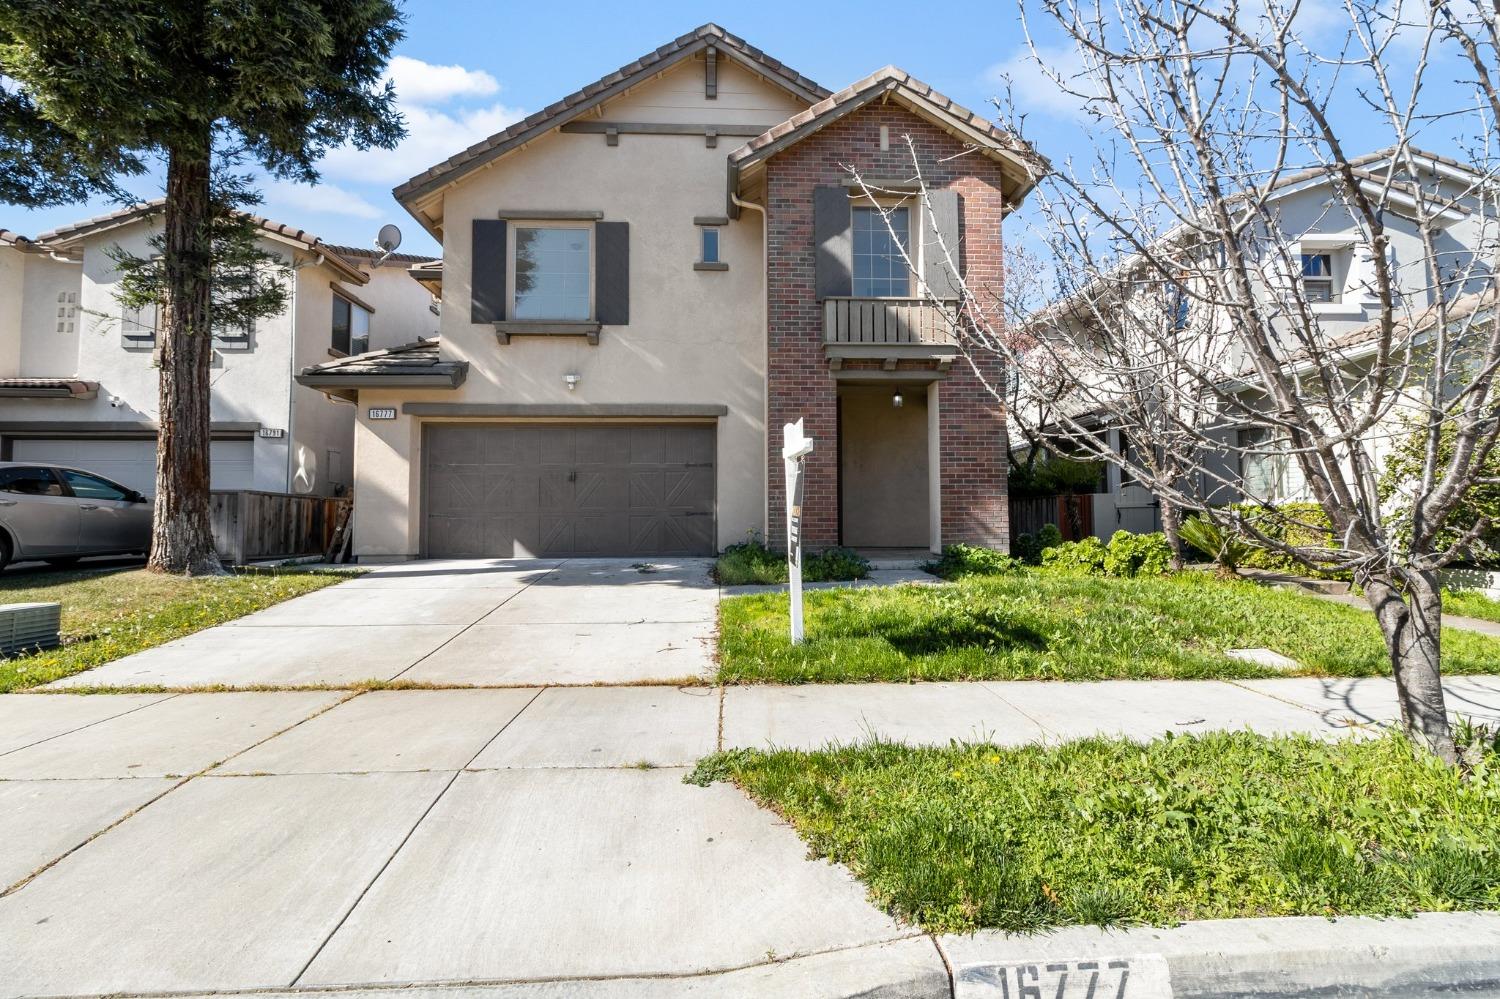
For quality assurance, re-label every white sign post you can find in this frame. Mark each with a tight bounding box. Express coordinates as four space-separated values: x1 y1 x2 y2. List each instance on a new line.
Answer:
782 419 815 644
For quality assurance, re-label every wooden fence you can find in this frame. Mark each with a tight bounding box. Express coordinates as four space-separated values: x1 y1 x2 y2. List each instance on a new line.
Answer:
209 491 349 564
1009 493 1096 542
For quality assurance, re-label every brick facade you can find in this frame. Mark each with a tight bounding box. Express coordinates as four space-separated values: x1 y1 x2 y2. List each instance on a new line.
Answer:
764 103 1010 551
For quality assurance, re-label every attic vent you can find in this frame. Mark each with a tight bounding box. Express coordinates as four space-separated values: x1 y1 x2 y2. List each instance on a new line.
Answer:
0 602 61 658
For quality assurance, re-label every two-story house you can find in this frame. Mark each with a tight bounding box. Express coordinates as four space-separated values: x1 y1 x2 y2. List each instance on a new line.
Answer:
297 23 1039 561
1015 146 1499 539
0 203 437 497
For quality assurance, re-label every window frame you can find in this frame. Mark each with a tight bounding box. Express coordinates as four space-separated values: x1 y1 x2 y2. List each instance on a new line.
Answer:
851 202 918 299
1300 252 1338 304
699 225 720 265
506 220 595 322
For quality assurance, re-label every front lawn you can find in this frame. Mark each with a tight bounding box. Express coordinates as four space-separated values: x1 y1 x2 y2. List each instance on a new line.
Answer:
0 566 346 691
690 732 1500 932
718 571 1500 683
1445 589 1500 625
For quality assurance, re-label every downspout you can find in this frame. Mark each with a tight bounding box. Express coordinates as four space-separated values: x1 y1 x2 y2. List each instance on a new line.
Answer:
731 191 769 541
284 255 315 492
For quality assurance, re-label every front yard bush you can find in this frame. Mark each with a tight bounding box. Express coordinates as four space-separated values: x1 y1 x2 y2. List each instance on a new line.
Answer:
691 731 1500 933
1235 502 1338 573
1041 531 1174 578
927 543 1021 580
1040 535 1107 573
714 537 869 585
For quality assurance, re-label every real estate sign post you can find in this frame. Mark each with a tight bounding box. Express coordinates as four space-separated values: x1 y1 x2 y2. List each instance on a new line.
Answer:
782 419 814 644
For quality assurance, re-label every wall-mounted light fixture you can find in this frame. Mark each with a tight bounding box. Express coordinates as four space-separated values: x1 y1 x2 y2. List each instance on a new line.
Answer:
565 373 580 391
892 389 904 408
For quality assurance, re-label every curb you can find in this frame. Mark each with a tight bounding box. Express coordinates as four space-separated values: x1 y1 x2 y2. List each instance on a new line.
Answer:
940 911 1500 998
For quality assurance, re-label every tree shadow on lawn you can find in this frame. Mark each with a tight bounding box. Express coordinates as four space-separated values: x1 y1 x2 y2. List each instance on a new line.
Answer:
874 608 1049 657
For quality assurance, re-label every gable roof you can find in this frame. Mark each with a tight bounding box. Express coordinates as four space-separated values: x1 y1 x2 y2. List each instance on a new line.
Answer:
35 200 369 284
392 23 829 213
728 66 1043 212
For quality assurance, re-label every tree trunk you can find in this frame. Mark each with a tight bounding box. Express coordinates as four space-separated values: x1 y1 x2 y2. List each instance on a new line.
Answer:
1363 571 1458 764
148 144 224 576
1160 498 1185 572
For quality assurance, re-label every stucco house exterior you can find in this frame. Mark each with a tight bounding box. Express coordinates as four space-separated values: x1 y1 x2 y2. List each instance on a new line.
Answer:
298 23 1039 561
1015 147 1499 540
0 205 437 497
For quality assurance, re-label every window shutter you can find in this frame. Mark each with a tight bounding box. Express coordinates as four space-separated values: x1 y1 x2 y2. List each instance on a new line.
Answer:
922 189 962 300
121 302 157 350
595 221 630 325
471 219 508 324
813 186 852 300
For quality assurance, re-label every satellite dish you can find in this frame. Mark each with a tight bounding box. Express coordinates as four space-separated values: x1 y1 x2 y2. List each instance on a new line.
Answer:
375 224 403 253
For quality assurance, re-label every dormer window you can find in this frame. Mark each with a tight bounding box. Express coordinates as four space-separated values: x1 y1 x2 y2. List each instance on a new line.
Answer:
1301 253 1337 303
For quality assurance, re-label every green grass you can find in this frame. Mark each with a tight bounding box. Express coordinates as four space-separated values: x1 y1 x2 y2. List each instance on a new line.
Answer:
718 571 1500 683
0 566 347 691
690 732 1500 932
1445 589 1500 624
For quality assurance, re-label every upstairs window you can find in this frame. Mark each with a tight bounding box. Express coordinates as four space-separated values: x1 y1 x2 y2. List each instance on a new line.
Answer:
700 226 720 264
852 206 911 298
121 300 158 350
1301 253 1337 303
332 293 371 355
512 225 592 320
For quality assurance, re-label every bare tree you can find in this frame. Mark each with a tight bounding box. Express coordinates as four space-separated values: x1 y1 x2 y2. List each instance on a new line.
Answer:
857 0 1500 764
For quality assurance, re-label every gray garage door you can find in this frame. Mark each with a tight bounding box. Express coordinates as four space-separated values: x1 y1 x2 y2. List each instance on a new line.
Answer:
424 423 716 557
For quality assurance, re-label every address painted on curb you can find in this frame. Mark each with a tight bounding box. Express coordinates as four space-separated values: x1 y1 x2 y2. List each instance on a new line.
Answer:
957 954 1172 999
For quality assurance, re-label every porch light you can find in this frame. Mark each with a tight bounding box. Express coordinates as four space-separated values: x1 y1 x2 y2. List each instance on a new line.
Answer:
565 373 580 391
892 390 904 408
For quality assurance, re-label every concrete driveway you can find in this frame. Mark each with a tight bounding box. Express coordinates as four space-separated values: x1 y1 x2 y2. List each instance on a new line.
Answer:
50 558 720 690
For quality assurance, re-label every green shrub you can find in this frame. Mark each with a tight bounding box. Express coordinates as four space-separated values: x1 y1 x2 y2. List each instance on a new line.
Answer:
1037 523 1063 550
714 536 786 584
1103 530 1174 577
1179 515 1256 576
1041 535 1108 574
1233 502 1338 574
803 546 870 582
1380 421 1500 566
927 543 1020 580
1012 532 1043 565
715 538 870 584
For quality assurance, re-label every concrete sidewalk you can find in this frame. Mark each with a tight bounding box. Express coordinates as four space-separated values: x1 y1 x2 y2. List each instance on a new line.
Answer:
5 675 1500 997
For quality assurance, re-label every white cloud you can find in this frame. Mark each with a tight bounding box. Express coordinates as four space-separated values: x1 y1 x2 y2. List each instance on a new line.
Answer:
984 44 1098 121
386 55 500 106
261 177 383 220
319 101 527 186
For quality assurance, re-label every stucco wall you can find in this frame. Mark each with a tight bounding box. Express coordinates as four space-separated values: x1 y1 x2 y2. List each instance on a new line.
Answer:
352 57 802 557
352 262 439 349
0 247 25 377
16 253 83 377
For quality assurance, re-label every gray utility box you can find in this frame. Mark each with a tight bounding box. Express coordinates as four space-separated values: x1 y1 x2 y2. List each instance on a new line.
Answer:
0 602 62 657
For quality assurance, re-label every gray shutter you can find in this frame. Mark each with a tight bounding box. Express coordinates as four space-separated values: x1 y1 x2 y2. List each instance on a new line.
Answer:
923 189 962 300
813 186 852 300
471 219 507 324
595 221 629 325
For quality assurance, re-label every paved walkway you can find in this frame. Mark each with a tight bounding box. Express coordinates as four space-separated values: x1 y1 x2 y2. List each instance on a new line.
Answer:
4 673 1500 996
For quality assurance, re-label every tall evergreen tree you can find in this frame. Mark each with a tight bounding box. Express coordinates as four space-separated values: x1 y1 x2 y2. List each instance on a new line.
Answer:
0 1 405 573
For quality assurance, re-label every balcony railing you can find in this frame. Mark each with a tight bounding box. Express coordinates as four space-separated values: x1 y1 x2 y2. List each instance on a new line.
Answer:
822 297 959 346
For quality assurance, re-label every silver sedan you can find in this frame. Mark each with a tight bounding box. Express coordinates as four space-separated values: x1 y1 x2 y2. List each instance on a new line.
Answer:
0 462 152 570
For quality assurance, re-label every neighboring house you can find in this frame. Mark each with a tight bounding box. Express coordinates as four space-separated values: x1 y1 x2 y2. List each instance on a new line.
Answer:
1017 146 1499 539
297 22 1038 560
0 204 437 497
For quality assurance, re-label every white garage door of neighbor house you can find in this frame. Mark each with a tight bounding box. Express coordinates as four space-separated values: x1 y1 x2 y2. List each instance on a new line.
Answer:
11 440 256 495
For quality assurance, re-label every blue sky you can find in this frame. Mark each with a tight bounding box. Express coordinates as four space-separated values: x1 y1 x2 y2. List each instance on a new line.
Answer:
4 1 1051 255
2 2 1483 257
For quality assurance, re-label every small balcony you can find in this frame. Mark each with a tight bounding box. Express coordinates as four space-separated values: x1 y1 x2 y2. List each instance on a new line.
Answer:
822 297 960 373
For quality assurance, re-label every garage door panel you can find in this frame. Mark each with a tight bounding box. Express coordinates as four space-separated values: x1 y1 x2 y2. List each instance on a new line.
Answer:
425 424 715 558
